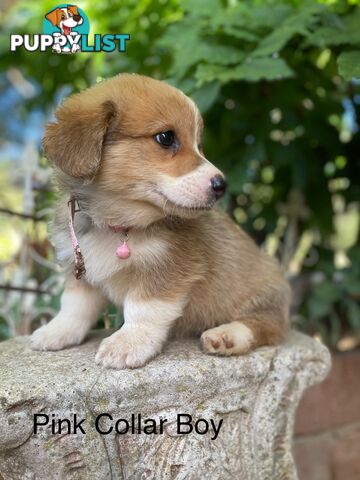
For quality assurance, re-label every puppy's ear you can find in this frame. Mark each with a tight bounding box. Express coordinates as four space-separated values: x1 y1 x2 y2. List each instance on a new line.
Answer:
43 98 116 180
45 8 60 26
67 5 79 15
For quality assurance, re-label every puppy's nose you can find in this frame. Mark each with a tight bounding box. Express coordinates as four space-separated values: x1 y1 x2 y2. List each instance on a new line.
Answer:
210 175 227 199
73 15 81 21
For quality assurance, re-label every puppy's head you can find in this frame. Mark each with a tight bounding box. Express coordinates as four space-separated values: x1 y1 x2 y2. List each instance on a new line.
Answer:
45 6 83 31
43 74 226 227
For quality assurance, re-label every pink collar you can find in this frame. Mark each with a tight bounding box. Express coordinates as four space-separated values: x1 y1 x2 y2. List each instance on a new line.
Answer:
67 198 86 280
67 198 132 280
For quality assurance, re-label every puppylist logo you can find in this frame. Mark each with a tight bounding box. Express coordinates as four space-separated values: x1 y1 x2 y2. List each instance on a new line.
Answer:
10 4 130 54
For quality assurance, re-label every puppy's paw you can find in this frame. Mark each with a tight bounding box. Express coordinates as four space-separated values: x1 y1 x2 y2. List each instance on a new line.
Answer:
200 321 254 356
71 43 81 53
31 316 83 351
95 329 158 369
52 43 62 54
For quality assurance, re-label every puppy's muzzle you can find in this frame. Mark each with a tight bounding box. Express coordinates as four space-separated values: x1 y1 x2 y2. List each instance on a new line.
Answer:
210 175 227 199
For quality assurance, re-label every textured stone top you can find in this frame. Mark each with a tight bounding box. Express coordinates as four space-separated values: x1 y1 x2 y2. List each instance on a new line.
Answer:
0 330 330 412
0 331 331 480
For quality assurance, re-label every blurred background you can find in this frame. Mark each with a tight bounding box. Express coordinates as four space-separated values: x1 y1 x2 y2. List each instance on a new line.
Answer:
0 1 359 477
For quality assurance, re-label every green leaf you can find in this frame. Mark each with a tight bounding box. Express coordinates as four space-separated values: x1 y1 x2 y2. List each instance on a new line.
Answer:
346 299 360 330
308 296 332 318
233 4 292 30
344 277 360 296
337 51 360 80
226 161 249 194
314 281 341 303
191 82 221 113
305 10 360 48
182 0 221 16
252 3 322 57
160 19 246 78
307 281 341 319
219 26 259 43
196 57 294 85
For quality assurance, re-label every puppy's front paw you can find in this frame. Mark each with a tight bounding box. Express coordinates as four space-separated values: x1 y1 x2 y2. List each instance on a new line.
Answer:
200 321 254 356
95 329 158 369
31 315 83 351
52 44 62 54
71 43 81 53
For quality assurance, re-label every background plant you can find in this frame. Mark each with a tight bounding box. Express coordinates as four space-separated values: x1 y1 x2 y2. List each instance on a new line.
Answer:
0 0 359 349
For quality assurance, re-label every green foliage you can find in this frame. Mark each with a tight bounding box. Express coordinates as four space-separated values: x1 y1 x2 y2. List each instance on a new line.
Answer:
302 248 360 347
157 0 360 90
338 51 360 79
0 0 359 349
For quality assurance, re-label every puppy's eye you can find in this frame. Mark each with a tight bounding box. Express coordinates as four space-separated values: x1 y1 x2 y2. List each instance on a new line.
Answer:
154 131 175 149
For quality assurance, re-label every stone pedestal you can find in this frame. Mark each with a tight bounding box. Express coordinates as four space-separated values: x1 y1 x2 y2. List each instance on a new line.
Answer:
0 331 330 480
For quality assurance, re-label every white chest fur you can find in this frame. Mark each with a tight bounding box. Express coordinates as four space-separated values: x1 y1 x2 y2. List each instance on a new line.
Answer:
54 225 169 289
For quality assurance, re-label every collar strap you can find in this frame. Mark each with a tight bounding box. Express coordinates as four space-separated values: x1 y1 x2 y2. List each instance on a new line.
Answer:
108 225 131 234
67 198 86 280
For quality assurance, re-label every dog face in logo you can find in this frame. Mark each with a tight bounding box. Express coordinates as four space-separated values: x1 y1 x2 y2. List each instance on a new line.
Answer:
45 5 83 36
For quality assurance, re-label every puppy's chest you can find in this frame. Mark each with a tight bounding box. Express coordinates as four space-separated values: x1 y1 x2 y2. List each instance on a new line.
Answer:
56 227 169 286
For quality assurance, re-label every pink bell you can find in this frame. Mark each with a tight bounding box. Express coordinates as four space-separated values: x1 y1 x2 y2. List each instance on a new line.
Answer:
116 241 131 259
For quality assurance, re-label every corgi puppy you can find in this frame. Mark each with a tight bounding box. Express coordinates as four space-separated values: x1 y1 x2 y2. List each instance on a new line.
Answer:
31 74 291 369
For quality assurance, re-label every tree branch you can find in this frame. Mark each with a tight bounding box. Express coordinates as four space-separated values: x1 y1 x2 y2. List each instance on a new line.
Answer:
0 208 42 222
0 285 49 295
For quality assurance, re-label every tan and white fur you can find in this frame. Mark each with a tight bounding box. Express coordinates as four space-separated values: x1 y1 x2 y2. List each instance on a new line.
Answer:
31 74 291 369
